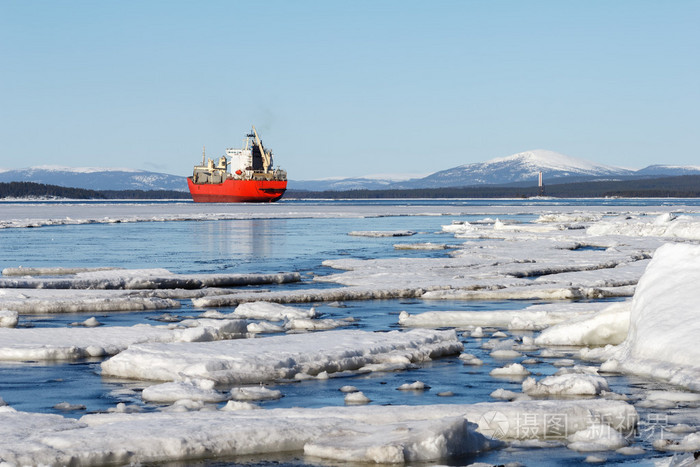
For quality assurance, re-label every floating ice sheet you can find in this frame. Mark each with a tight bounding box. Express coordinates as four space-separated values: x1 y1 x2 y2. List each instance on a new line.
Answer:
231 301 316 320
0 400 637 465
0 268 300 290
0 318 248 361
588 213 700 240
348 230 416 237
0 310 18 328
0 288 180 314
101 329 463 383
1 266 121 276
399 302 610 331
522 374 610 396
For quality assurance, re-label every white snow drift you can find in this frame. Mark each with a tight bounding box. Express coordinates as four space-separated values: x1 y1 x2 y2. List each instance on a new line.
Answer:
589 243 700 391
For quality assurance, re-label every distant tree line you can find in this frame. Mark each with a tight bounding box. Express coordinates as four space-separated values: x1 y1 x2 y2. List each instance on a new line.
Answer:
2 176 699 200
0 182 105 199
99 189 191 199
0 182 190 200
287 175 700 199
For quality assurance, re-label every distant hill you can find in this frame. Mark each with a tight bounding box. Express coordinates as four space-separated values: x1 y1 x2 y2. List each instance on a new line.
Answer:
395 150 633 188
292 150 700 191
0 166 187 191
288 175 419 191
634 164 700 177
3 151 700 193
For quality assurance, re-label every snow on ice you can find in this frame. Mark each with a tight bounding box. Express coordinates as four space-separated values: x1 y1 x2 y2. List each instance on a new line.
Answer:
3 203 700 464
0 400 637 466
0 288 180 314
0 310 18 328
522 373 610 396
0 201 481 230
587 212 700 241
399 302 611 331
100 329 463 383
587 243 700 391
348 230 416 237
0 268 300 290
535 301 631 346
0 268 300 315
231 301 316 320
0 318 249 361
141 379 227 404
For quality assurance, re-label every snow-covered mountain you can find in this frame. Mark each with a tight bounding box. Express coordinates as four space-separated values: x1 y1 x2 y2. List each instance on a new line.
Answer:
0 166 187 191
288 173 428 192
294 150 700 191
394 150 634 189
633 164 700 177
3 151 698 193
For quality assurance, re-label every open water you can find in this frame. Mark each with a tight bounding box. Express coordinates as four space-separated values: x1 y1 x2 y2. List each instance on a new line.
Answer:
1 198 699 466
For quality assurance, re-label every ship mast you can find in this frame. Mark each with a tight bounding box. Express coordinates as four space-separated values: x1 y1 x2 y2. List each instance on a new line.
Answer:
252 126 271 173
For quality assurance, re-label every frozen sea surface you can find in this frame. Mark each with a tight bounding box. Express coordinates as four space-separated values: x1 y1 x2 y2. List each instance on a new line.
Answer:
1 199 700 466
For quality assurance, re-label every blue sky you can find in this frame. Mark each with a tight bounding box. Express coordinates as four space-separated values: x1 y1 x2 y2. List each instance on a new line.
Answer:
1 0 698 179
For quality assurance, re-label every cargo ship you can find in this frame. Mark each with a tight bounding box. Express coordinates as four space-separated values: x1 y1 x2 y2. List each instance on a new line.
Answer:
187 126 287 202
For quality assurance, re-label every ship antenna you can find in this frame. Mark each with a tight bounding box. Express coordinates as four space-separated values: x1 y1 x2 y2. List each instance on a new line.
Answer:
202 145 206 166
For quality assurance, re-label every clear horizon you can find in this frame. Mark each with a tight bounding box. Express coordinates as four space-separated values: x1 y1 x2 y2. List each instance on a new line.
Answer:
1 1 698 179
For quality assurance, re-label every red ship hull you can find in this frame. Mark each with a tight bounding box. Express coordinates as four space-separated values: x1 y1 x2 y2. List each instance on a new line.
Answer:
187 177 287 203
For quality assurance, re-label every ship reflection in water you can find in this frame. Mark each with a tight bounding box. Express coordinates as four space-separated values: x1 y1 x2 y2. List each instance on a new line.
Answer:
194 219 287 272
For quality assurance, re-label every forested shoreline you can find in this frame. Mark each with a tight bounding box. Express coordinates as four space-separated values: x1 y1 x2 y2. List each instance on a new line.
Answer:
2 175 700 200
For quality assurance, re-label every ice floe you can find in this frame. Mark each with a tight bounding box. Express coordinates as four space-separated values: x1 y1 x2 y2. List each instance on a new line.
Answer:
231 301 316 320
0 318 249 361
53 402 87 412
535 301 631 346
345 391 372 405
0 288 180 314
348 230 416 237
652 432 700 452
230 386 283 401
101 329 463 383
587 212 700 240
141 379 227 404
567 423 629 452
0 268 301 315
284 317 353 331
396 381 430 391
583 243 700 391
0 310 18 328
1 266 122 276
3 203 700 465
0 399 637 465
490 363 531 377
0 201 484 230
394 242 451 250
0 268 300 290
399 302 611 331
522 374 610 397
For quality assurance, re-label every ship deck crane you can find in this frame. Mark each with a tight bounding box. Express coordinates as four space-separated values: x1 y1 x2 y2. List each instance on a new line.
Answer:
252 126 272 173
